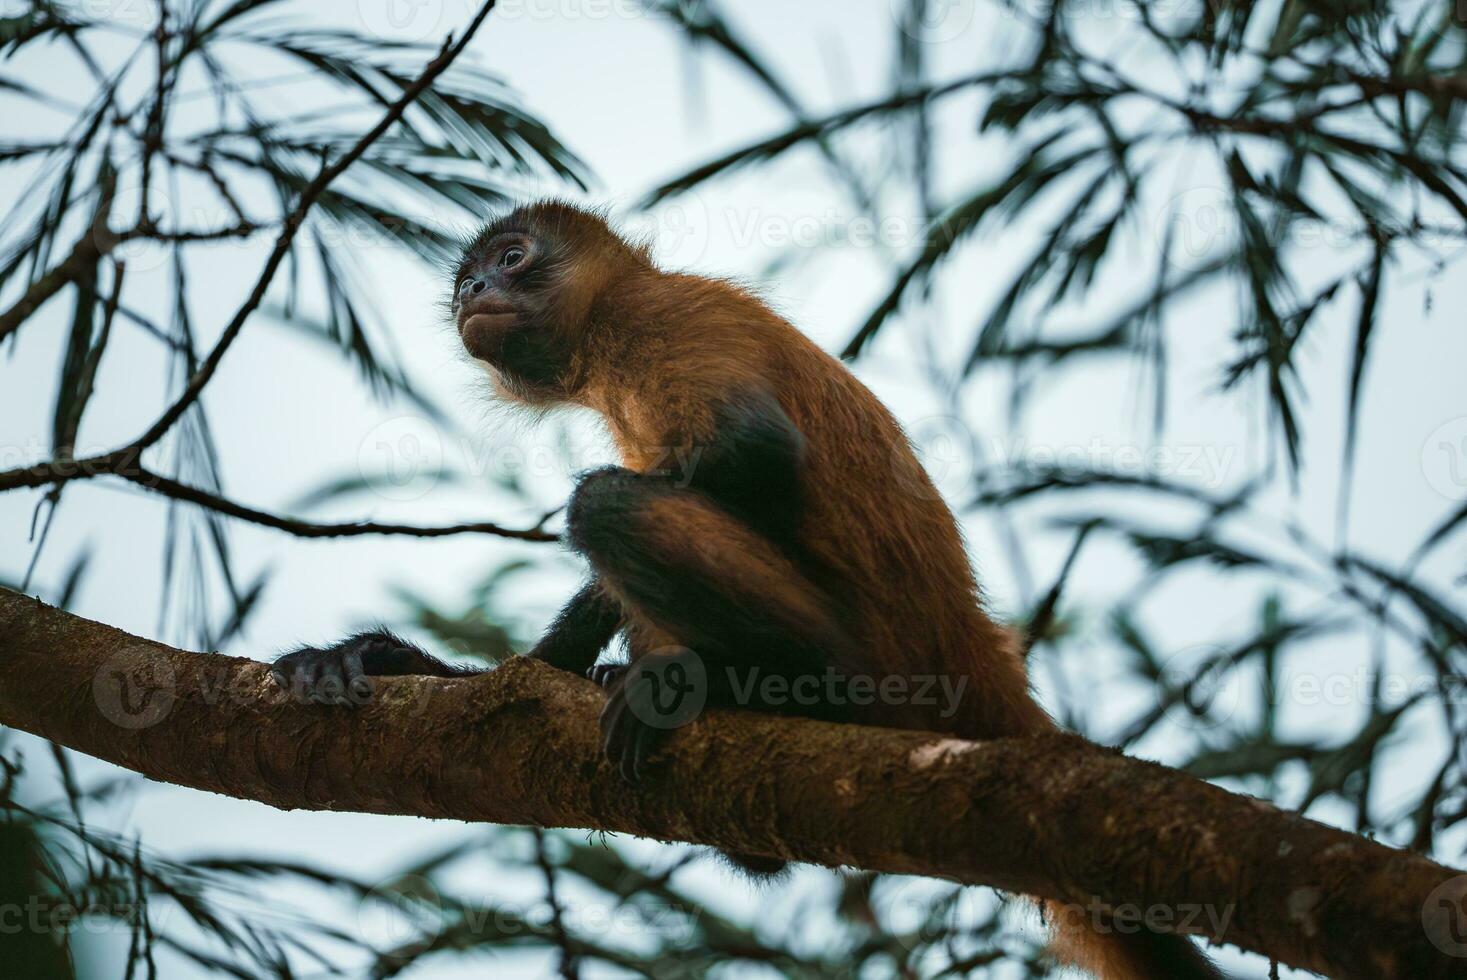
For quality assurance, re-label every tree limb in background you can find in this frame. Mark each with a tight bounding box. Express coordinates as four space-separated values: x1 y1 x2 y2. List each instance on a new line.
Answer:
0 587 1459 980
116 466 558 542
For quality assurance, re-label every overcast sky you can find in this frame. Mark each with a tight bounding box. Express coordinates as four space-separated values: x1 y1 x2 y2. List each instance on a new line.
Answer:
2 3 1464 977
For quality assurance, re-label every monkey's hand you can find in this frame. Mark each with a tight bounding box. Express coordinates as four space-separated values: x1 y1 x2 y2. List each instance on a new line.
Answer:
588 662 630 688
597 649 703 784
270 630 471 707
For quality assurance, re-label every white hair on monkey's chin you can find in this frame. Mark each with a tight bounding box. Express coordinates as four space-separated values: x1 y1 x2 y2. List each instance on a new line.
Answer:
464 361 563 446
476 361 509 398
471 358 556 412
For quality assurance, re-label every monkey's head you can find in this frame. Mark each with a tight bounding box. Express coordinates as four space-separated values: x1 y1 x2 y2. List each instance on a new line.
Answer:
451 200 650 403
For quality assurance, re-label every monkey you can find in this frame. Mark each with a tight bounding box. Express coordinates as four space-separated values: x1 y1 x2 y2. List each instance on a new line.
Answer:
271 200 1222 980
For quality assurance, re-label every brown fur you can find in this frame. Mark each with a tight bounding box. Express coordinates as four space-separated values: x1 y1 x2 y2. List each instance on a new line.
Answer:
458 201 1221 979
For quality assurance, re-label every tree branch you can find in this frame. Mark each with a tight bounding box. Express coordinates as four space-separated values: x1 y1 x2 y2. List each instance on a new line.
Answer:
115 466 558 541
0 228 109 348
0 588 1460 979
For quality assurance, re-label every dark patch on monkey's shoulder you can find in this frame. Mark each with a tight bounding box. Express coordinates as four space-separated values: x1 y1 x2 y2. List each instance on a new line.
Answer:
681 389 806 547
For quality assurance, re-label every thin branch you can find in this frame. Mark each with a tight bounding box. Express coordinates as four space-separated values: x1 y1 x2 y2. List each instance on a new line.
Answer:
0 231 111 346
115 466 558 542
132 0 499 451
1343 71 1467 103
117 220 265 244
0 2 501 500
531 827 581 980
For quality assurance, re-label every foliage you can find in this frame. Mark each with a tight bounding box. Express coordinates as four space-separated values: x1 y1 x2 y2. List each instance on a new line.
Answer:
2 0 1465 977
1 0 584 647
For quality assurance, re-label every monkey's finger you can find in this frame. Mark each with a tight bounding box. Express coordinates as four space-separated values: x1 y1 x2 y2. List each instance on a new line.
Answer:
617 717 643 786
589 663 630 692
599 694 639 784
341 649 371 708
287 658 321 702
270 649 309 693
599 692 628 753
589 662 630 689
630 721 662 784
309 658 348 706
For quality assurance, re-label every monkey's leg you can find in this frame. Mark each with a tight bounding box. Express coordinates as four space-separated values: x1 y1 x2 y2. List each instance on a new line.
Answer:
566 467 863 782
271 630 476 707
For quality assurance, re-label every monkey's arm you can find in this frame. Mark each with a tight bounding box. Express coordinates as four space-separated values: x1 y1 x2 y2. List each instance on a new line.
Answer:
274 580 623 702
271 629 479 706
526 578 623 674
520 390 798 682
675 388 806 544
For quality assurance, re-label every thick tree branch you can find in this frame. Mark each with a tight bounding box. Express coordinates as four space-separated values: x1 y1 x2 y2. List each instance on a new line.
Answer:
0 587 1460 980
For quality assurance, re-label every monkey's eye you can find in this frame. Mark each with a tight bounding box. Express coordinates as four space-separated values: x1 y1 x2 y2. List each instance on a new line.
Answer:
499 245 527 269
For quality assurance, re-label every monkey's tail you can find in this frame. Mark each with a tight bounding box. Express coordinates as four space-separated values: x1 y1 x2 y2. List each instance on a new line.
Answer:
1043 898 1225 979
960 632 1225 978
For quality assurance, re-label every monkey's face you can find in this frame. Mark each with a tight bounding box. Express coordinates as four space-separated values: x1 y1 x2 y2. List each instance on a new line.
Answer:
452 201 648 404
452 228 573 398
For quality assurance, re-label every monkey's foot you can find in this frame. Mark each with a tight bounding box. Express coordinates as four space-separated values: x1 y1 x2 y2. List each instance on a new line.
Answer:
587 662 630 689
598 649 707 784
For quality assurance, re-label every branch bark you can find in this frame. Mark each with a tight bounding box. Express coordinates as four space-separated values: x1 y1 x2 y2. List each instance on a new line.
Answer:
0 232 108 347
0 587 1461 980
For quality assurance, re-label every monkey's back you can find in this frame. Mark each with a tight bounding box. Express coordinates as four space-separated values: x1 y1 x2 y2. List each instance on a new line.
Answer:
768 329 1046 738
587 273 1047 740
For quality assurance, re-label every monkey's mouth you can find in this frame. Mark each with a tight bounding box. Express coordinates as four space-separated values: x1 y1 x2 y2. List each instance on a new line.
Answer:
459 312 520 362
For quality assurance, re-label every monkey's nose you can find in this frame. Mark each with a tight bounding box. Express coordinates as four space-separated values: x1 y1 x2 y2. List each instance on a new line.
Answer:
458 277 488 300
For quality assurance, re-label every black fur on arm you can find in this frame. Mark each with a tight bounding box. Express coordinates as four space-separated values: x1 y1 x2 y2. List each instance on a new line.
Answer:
673 388 806 546
337 629 476 676
270 628 480 706
527 578 624 674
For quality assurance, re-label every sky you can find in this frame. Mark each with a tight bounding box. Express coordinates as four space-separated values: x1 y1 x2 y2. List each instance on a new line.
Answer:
2 1 1465 977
